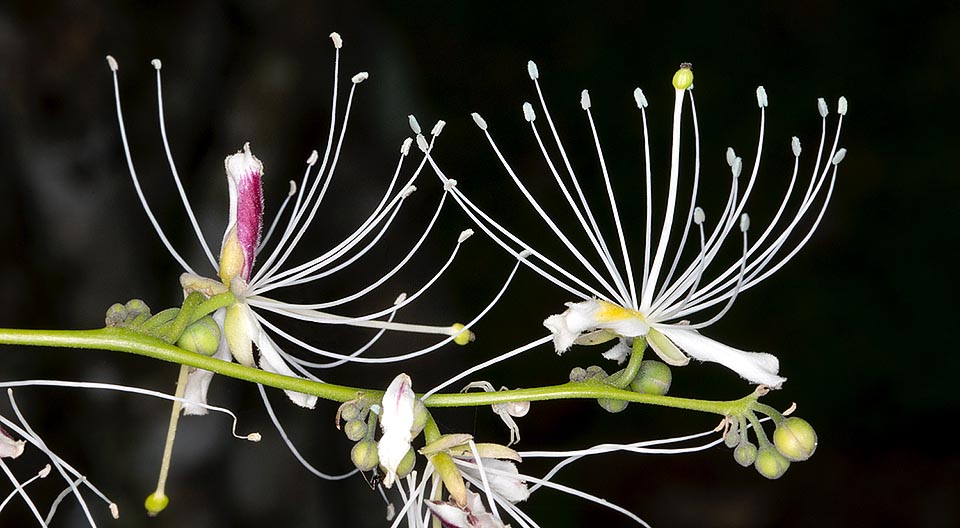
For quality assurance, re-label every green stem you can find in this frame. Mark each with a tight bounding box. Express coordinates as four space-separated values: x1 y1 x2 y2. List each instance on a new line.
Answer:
0 327 755 417
605 337 646 389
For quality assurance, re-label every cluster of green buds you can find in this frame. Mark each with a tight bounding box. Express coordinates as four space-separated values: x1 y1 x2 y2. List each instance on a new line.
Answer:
105 295 224 356
724 400 818 480
568 336 673 413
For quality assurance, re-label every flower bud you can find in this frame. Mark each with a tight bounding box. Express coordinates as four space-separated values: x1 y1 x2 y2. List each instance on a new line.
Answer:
411 399 429 437
339 402 361 422
597 398 629 413
393 447 416 480
724 421 741 449
176 316 222 356
569 367 587 382
734 441 758 467
630 360 672 395
105 303 127 327
343 419 367 442
755 447 791 479
773 417 818 462
351 440 380 472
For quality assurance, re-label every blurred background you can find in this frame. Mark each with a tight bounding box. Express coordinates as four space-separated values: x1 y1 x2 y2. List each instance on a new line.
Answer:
1 1 957 526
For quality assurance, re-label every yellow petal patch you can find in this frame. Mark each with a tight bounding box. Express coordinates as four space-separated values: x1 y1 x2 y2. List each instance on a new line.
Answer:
595 300 646 324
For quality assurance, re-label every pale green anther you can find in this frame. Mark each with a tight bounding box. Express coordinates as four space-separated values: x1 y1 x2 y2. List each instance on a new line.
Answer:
740 213 751 232
471 112 488 131
693 207 706 225
726 147 737 167
832 148 847 165
838 96 848 115
580 89 591 110
818 98 829 118
672 64 694 91
408 115 422 134
431 120 446 137
633 87 648 109
756 86 768 108
523 102 536 122
731 157 743 178
792 137 802 157
176 316 221 356
416 134 429 153
527 60 539 80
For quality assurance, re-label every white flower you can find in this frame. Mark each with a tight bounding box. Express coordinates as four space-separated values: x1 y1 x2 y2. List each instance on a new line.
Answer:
105 34 476 412
378 373 416 488
426 489 509 528
427 63 847 388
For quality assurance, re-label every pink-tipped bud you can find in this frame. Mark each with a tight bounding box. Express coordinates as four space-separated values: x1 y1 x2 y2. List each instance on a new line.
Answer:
220 143 264 284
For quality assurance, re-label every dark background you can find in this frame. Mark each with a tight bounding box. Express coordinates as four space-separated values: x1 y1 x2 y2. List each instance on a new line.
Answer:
1 1 957 527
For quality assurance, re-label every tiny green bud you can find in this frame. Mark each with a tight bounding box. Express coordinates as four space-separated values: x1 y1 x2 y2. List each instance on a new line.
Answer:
411 399 428 437
105 303 127 327
351 440 379 472
672 63 694 91
584 365 607 380
773 417 818 462
343 419 367 442
176 316 221 356
144 491 169 516
724 422 741 449
630 360 672 395
569 367 587 382
597 398 629 413
339 402 361 422
734 441 758 467
394 448 416 479
755 447 791 480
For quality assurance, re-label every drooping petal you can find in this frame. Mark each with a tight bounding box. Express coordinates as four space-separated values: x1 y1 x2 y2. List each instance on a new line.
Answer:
0 426 25 459
544 299 649 353
182 308 232 415
658 326 786 387
223 301 257 366
255 329 319 409
378 373 416 488
460 458 530 503
425 500 472 528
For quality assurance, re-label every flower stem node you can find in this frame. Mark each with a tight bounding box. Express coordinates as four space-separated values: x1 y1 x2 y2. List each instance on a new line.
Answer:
351 440 380 472
772 417 817 462
144 491 169 517
343 419 367 442
175 316 221 356
754 446 790 479
630 360 672 395
733 441 758 467
672 63 694 91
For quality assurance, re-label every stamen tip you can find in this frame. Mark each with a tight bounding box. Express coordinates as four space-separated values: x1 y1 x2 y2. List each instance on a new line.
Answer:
672 63 694 91
330 32 343 49
580 89 591 110
694 207 705 225
151 58 162 70
443 178 458 191
408 114 422 135
527 60 540 80
458 229 474 243
400 137 412 156
633 87 648 109
431 120 446 137
838 96 848 116
416 134 429 153
351 71 369 84
731 157 743 179
518 249 532 259
395 292 408 305
791 137 801 157
817 97 829 118
307 150 319 165
38 464 52 478
106 55 118 71
740 213 751 232
832 148 847 165
401 184 417 198
756 86 768 108
471 112 488 131
522 102 536 122
246 432 262 442
726 147 737 167
110 503 120 519
287 180 297 196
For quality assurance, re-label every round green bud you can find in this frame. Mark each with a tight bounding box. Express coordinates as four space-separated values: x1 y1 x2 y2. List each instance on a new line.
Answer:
125 298 151 318
597 398 629 413
394 447 416 479
339 402 361 422
411 399 429 437
176 316 222 356
754 447 791 480
734 441 758 467
343 419 367 442
672 63 694 91
144 491 169 516
105 303 127 327
351 440 379 472
724 427 741 449
569 367 587 382
584 365 607 380
630 360 672 395
773 417 818 462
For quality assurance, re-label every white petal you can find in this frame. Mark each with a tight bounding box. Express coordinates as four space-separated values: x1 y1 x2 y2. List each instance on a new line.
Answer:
0 431 25 459
255 328 319 409
378 374 415 488
544 300 649 354
659 326 786 387
182 310 233 416
461 458 530 503
601 339 631 364
426 501 471 527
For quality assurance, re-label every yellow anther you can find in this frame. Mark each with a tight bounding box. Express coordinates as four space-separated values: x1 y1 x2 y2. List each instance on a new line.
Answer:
451 323 474 346
672 63 694 91
144 491 169 516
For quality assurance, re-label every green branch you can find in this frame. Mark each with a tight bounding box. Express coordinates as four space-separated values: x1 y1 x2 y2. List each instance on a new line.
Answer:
0 327 755 416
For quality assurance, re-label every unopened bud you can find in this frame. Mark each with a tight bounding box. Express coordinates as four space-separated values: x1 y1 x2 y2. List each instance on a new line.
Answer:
724 424 741 449
630 360 672 396
734 441 758 467
339 402 361 422
176 316 221 356
773 417 817 462
344 419 367 442
351 440 380 472
597 398 629 413
411 399 429 437
393 448 416 480
755 447 790 479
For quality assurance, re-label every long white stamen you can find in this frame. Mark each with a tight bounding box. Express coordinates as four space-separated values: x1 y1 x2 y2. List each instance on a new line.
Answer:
641 86 686 309
635 88 654 301
107 56 196 275
298 295 401 369
469 441 502 521
671 208 708 313
257 180 298 255
423 335 553 398
0 457 45 525
0 465 50 512
688 214 750 328
584 92 637 306
153 59 218 270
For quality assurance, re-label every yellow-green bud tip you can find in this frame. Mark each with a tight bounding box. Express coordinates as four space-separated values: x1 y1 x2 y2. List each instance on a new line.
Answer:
773 417 818 462
144 491 169 516
672 63 694 91
451 324 474 346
